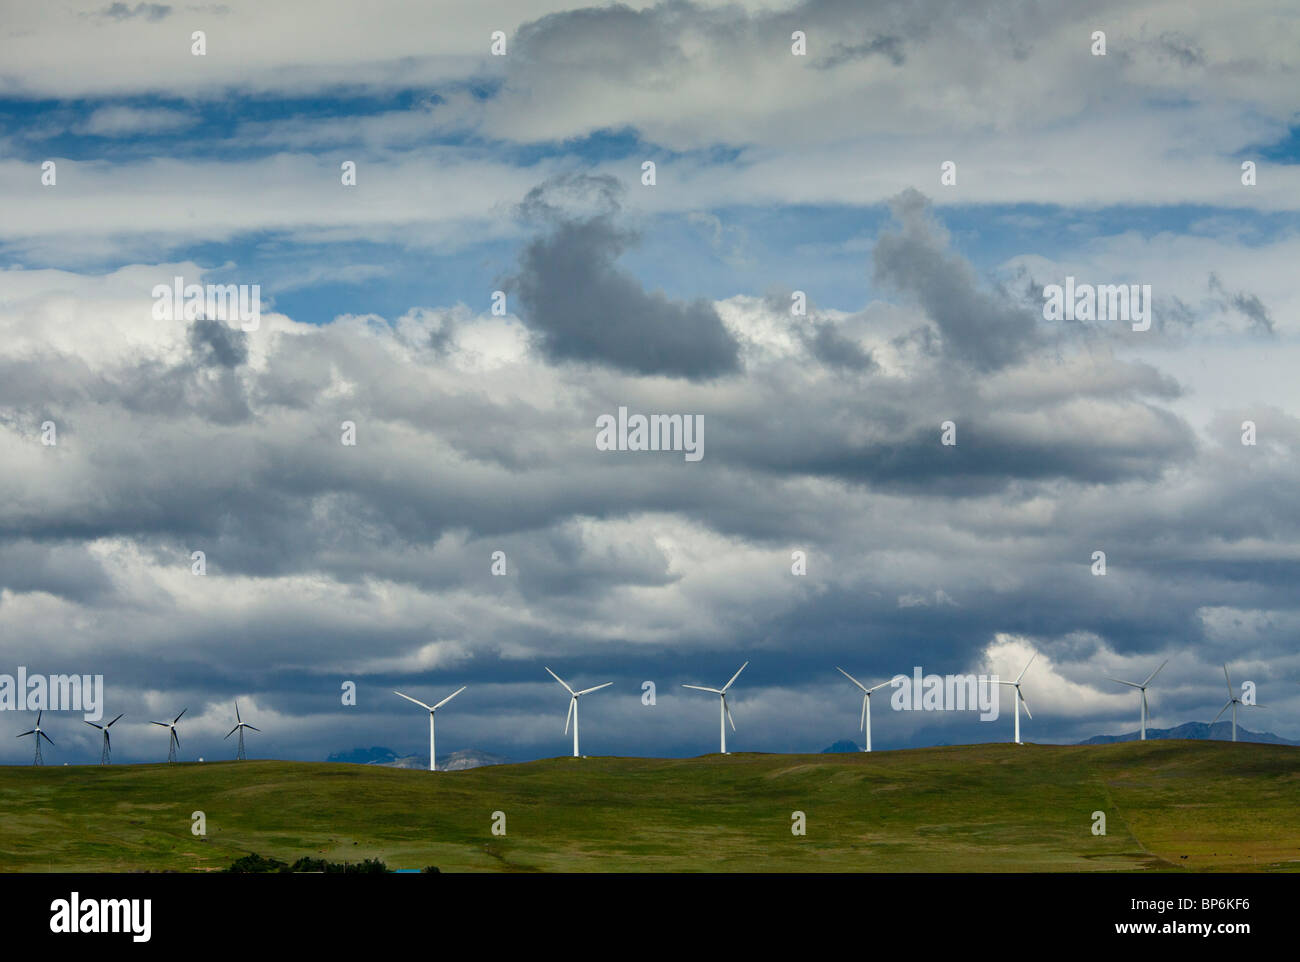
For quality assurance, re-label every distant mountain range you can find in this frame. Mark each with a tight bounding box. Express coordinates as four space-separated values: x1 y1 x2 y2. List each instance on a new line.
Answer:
821 739 862 753
1079 721 1298 746
818 721 1298 754
441 749 512 770
326 746 512 770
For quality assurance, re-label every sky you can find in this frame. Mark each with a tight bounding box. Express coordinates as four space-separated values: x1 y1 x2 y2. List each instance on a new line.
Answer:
1 0 1298 764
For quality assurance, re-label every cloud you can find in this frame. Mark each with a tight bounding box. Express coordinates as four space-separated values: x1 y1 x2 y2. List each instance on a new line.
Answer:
80 105 194 136
188 317 248 369
98 2 173 22
506 174 741 379
872 189 1040 371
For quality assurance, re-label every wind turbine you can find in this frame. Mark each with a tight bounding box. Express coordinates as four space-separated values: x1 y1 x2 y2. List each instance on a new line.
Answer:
84 713 124 765
835 667 891 751
17 711 53 765
1213 664 1263 742
152 709 185 763
683 661 748 754
1109 659 1167 740
545 668 612 758
225 702 261 761
996 654 1035 744
393 686 466 771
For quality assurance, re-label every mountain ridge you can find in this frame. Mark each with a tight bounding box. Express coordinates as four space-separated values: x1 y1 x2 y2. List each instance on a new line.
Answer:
1078 720 1297 746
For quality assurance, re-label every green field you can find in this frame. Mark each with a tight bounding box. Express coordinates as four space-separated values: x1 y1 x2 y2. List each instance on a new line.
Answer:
1 740 1297 872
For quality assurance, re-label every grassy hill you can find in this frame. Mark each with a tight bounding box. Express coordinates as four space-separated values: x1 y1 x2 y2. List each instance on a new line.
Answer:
1 740 1297 872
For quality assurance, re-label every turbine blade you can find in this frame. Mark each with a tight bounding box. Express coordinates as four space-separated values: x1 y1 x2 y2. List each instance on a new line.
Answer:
174 708 186 723
724 697 736 731
85 721 103 729
16 730 34 738
151 721 170 727
867 680 892 693
107 713 124 728
1223 664 1233 696
172 731 180 748
545 667 575 695
392 690 433 711
36 710 42 725
576 682 613 696
245 725 261 732
433 686 467 711
1109 678 1141 689
104 732 111 749
564 697 575 735
235 702 241 723
682 685 721 693
1016 653 1036 684
721 661 748 693
860 694 868 731
836 666 868 692
40 731 54 744
1142 659 1168 687
1018 690 1032 719
225 727 238 738
1212 700 1232 724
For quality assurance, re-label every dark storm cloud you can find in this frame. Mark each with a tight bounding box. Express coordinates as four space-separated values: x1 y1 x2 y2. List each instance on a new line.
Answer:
0 541 112 603
815 34 906 69
512 0 937 77
800 320 878 372
1151 31 1207 68
1209 273 1275 336
99 2 172 21
872 189 1041 371
513 3 692 79
507 174 741 380
188 317 248 368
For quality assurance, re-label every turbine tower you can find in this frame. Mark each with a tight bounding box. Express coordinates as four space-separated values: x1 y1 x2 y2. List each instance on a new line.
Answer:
835 667 891 752
545 668 612 758
152 709 185 763
683 661 748 754
17 711 53 765
1213 664 1263 742
225 702 261 760
393 686 466 771
84 713 124 765
1109 659 1167 740
996 654 1036 744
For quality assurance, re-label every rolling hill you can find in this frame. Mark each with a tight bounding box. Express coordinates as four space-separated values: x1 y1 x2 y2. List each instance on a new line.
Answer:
1 740 1297 872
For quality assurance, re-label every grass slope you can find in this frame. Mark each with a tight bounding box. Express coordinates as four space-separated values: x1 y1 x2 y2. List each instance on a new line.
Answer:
1 740 1297 872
